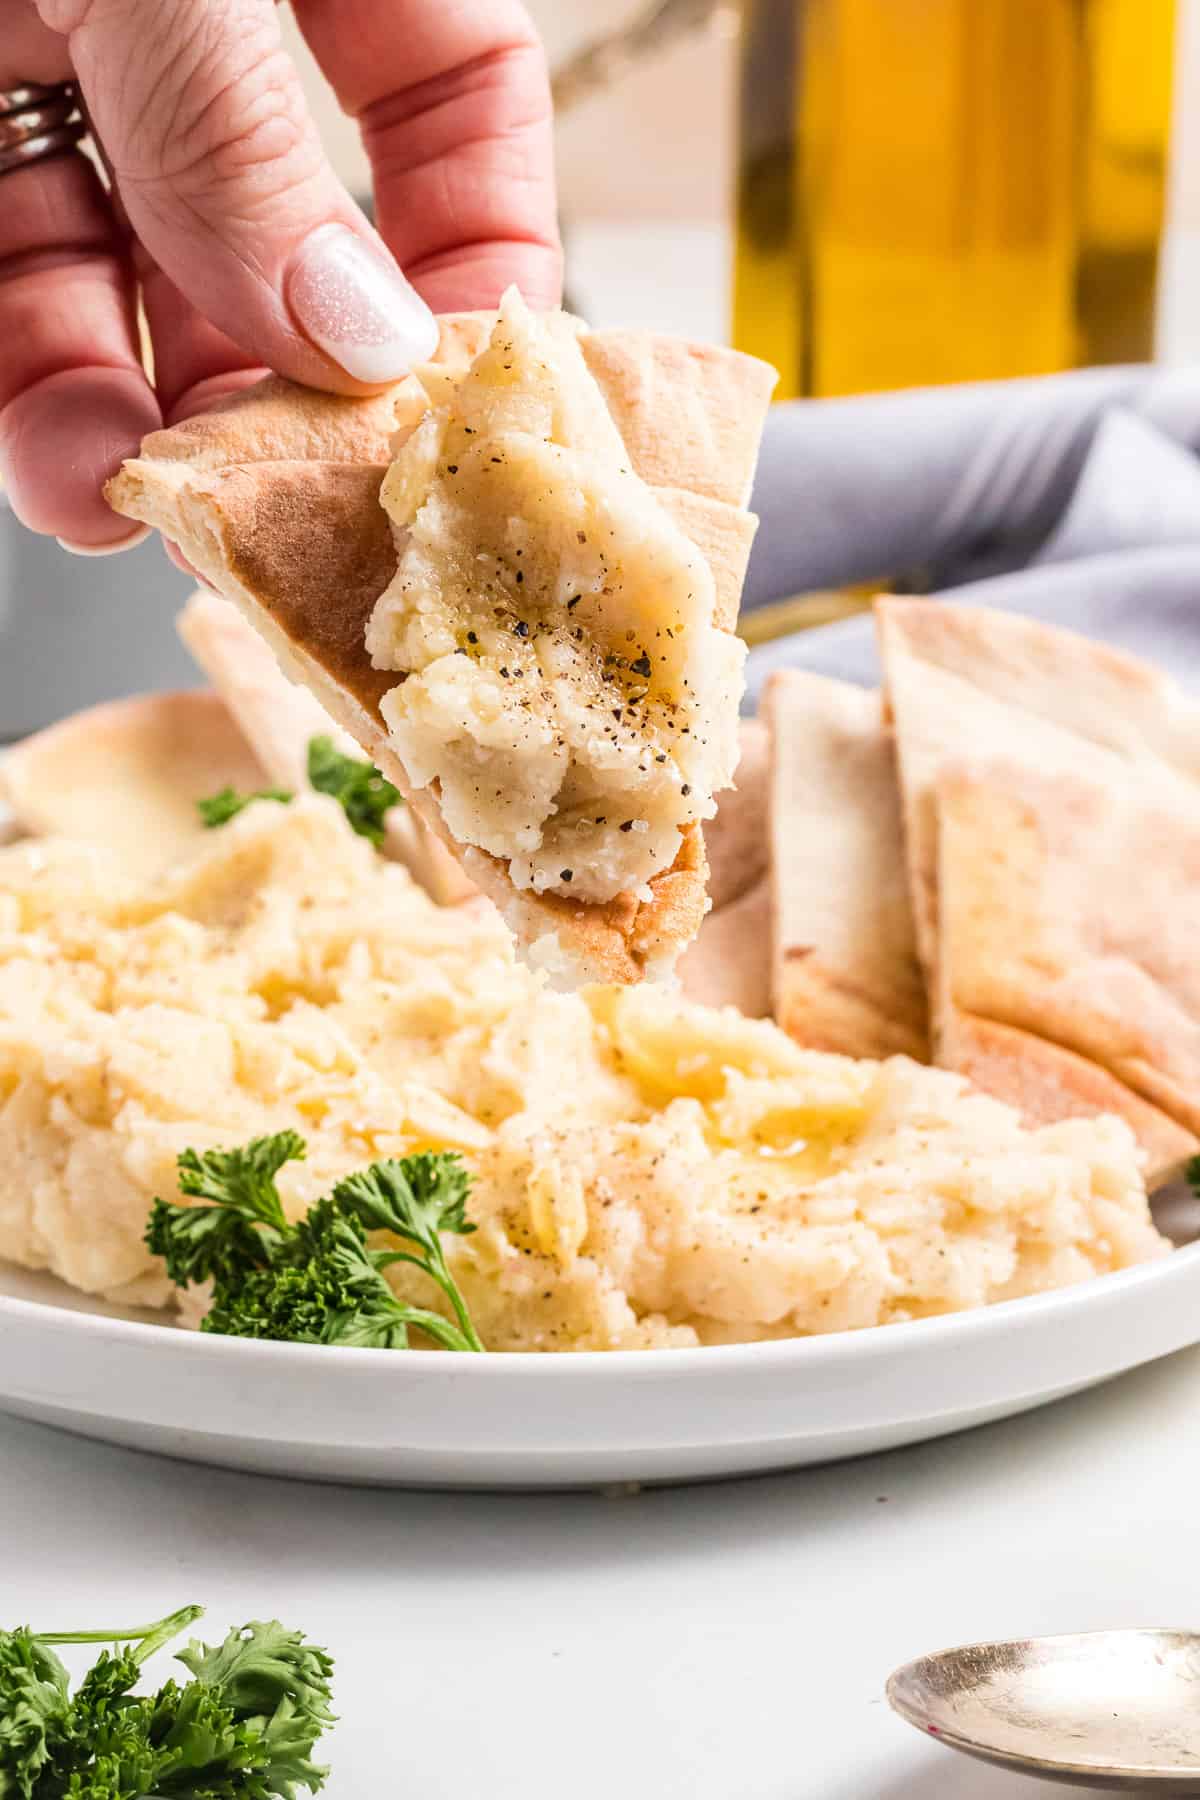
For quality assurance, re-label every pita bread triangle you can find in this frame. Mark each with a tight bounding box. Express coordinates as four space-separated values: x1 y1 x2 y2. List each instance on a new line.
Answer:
676 720 772 1017
879 597 1200 1181
107 301 776 985
765 669 928 1061
934 755 1200 1180
0 689 269 880
877 597 1200 970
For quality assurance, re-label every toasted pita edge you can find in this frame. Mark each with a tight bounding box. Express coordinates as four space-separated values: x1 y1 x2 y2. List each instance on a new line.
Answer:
134 376 424 473
877 595 1177 738
129 309 567 473
940 1010 1198 1189
773 960 928 1062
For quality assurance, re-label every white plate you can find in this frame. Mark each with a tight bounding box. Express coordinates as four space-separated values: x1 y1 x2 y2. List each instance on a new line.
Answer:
3 1191 1200 1489
2 738 1200 1487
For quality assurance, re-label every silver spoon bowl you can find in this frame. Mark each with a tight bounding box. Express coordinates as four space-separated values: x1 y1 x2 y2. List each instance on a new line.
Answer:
888 1630 1200 1791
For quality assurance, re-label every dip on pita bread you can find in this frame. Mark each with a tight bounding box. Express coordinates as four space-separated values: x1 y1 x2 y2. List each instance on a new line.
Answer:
368 292 745 906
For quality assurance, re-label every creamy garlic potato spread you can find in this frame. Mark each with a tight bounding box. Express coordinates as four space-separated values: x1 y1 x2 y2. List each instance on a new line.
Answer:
0 798 1166 1347
366 291 744 904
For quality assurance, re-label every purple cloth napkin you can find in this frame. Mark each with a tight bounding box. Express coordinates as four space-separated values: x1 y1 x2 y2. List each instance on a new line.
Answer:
742 364 1200 708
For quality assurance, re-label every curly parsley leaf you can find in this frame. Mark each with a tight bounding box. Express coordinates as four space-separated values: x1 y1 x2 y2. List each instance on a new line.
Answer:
149 1134 484 1353
194 739 398 847
146 1134 305 1289
331 1151 474 1249
175 1134 304 1228
165 1620 335 1799
0 1607 331 1800
331 1154 481 1350
306 738 400 847
54 1645 153 1799
196 787 294 829
0 1629 73 1799
197 1201 420 1351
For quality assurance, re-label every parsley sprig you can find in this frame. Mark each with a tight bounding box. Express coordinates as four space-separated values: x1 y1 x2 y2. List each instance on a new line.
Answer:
147 1133 484 1353
196 738 400 848
305 737 400 848
195 786 293 828
197 734 401 846
0 1605 334 1800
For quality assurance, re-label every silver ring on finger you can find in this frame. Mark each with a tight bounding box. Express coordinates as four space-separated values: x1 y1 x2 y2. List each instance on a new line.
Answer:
0 83 86 178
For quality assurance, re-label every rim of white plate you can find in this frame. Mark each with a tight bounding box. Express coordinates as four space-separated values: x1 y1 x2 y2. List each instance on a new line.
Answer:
3 1238 1200 1378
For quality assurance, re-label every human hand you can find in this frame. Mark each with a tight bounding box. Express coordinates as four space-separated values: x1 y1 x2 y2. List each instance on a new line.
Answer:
0 0 560 551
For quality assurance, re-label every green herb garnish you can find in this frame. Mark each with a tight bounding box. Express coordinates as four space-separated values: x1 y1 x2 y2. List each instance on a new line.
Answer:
0 1604 334 1799
196 786 294 828
147 1133 484 1353
195 738 398 845
305 737 400 848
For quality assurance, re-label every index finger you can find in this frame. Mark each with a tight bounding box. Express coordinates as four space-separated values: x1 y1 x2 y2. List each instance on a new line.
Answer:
291 0 561 312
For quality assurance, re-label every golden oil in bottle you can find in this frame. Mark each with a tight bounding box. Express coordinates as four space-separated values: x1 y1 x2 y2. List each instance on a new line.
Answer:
733 0 1176 398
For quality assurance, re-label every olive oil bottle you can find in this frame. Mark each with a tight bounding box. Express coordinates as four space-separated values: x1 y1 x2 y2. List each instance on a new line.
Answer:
733 0 1177 398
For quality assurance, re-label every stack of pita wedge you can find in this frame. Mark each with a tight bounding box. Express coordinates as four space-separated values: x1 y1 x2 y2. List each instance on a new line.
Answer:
766 599 1200 1185
106 292 776 988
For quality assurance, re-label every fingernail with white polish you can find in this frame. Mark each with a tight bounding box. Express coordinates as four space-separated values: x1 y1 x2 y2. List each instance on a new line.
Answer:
56 525 150 557
287 224 439 382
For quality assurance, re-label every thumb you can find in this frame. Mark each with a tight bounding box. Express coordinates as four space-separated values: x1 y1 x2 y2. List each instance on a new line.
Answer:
41 0 439 389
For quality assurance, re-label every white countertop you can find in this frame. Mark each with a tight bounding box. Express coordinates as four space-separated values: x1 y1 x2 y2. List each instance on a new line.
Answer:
6 1341 1198 1798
